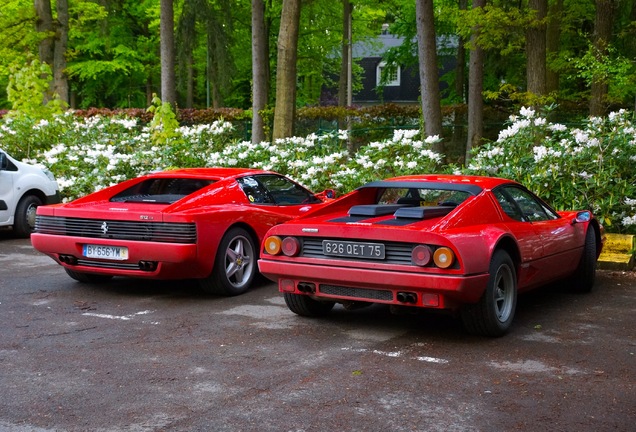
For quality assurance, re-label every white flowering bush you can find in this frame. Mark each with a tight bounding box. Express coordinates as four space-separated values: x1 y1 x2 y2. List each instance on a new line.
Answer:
2 107 634 234
2 114 236 199
0 114 443 200
331 130 444 192
466 107 636 233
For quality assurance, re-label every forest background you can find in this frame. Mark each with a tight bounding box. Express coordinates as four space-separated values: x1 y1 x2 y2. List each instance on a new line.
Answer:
0 0 635 233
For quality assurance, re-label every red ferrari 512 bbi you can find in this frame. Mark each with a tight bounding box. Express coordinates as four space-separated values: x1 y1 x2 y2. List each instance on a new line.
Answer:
258 174 605 336
31 168 334 296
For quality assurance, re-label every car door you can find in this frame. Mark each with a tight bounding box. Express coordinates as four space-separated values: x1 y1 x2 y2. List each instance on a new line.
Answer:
493 186 581 287
0 152 15 225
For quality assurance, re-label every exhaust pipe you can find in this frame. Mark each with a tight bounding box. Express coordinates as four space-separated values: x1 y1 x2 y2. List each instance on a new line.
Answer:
297 282 316 293
59 254 77 265
138 261 158 271
396 292 418 304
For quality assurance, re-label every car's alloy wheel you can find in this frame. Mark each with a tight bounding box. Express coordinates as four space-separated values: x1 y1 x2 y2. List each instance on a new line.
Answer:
570 226 597 293
200 227 257 296
461 250 517 337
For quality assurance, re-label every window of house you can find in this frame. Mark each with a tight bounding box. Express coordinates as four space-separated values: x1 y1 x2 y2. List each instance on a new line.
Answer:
376 62 400 87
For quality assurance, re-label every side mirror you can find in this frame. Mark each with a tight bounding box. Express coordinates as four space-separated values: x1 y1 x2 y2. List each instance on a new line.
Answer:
323 189 336 199
572 210 591 224
0 152 7 170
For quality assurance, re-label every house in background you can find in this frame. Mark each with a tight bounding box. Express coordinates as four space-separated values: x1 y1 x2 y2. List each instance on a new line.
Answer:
321 29 458 106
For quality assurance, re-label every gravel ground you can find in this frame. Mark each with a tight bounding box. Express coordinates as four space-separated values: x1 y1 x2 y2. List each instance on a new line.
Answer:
0 235 634 431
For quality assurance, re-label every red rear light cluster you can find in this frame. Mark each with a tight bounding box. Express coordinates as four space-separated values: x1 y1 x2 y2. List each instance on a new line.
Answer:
264 236 301 257
281 237 300 256
411 245 455 268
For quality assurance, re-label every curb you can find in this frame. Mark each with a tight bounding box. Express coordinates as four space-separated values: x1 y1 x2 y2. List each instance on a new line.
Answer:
598 233 635 271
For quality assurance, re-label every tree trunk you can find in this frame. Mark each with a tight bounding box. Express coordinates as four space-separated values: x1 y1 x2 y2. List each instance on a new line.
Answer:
546 0 563 93
160 0 177 105
34 0 54 103
465 0 486 163
186 52 194 108
338 0 352 107
526 0 547 97
53 0 69 105
455 0 468 102
589 0 616 116
252 0 269 144
272 0 301 140
415 0 443 153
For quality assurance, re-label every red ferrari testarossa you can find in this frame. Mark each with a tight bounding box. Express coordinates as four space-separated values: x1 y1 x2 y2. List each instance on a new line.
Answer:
31 168 334 295
259 174 604 336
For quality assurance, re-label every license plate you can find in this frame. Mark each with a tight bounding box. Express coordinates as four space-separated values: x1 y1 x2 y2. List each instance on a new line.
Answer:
83 244 129 260
322 240 385 259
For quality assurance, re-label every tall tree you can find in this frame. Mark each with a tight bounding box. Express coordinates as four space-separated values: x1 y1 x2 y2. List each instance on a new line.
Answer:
252 0 269 143
465 0 485 162
272 0 301 140
33 0 69 105
526 0 547 97
589 0 617 116
415 0 443 151
160 0 176 105
546 0 563 93
455 0 468 102
339 0 353 107
53 0 69 104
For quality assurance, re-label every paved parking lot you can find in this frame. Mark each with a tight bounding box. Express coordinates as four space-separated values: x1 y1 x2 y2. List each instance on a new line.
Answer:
0 236 634 431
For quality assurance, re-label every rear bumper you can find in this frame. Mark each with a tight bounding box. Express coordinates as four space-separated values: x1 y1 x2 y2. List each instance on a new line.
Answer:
31 233 205 279
258 259 490 307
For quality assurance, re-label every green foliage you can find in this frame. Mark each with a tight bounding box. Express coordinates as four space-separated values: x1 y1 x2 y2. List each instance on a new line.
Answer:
465 106 636 233
2 107 634 233
572 43 636 104
147 94 180 147
6 59 65 120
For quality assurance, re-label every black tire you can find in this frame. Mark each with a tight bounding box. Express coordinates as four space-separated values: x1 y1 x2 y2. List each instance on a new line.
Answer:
199 227 257 296
284 293 335 317
64 268 113 283
570 227 597 293
461 250 517 337
14 195 42 238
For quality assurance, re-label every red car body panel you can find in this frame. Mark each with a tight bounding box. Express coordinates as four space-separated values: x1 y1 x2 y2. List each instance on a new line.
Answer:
258 174 603 310
32 168 330 281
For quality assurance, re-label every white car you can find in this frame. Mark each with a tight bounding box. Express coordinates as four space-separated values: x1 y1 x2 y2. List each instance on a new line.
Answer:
0 149 60 237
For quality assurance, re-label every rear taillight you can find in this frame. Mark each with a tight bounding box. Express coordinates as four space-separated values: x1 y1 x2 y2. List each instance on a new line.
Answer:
433 247 454 269
411 245 433 266
264 236 282 255
281 237 301 256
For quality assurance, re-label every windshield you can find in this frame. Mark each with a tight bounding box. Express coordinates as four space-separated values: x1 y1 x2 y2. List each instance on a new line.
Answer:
110 178 215 204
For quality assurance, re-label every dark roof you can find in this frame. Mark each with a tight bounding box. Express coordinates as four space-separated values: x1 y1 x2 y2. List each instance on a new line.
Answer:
352 34 459 59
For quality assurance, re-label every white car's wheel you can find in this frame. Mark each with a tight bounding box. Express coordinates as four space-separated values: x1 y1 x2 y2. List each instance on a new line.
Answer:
14 195 41 238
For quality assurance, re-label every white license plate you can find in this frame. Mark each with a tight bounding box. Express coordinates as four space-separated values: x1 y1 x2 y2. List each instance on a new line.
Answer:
322 240 385 259
83 244 129 260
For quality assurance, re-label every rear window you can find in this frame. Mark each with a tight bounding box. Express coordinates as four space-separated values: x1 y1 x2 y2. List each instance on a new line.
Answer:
110 178 214 204
377 187 471 208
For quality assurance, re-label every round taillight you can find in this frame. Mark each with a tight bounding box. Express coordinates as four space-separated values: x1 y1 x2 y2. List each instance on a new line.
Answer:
433 247 454 269
264 236 282 255
281 237 301 256
412 245 433 266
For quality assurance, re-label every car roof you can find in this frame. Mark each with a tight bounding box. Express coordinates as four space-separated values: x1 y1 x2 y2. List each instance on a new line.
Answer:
145 167 271 181
360 174 515 194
